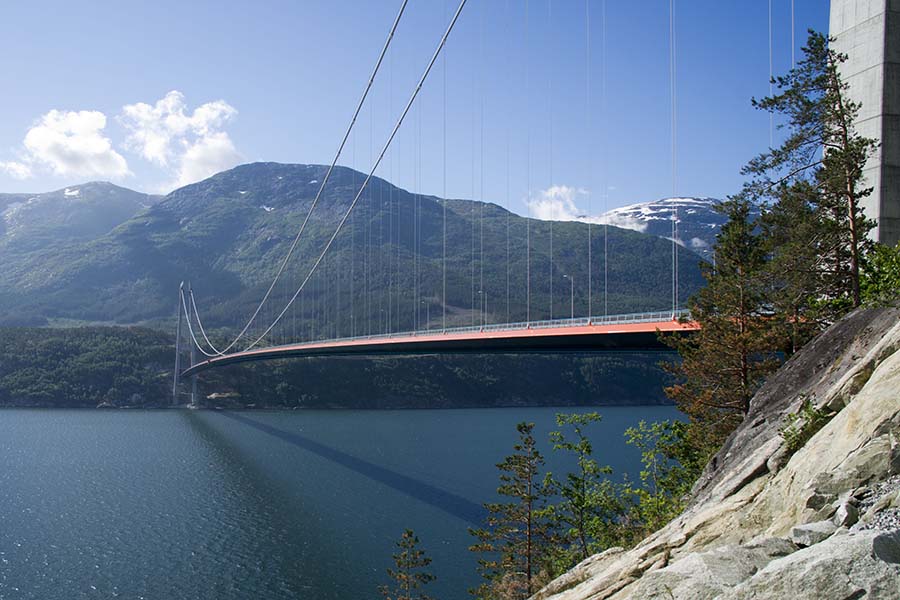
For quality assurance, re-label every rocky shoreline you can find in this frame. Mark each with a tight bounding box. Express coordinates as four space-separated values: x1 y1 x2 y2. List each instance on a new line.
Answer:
535 308 900 599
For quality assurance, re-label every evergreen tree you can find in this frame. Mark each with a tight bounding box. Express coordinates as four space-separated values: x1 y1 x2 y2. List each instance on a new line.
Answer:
745 31 877 310
546 412 623 564
861 242 900 306
664 197 780 454
469 422 556 600
380 529 436 600
622 420 704 535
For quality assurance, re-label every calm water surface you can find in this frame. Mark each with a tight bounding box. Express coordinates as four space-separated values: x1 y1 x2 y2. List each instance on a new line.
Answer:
0 406 678 599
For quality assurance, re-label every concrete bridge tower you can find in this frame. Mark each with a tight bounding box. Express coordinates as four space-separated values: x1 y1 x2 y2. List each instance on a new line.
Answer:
830 0 900 246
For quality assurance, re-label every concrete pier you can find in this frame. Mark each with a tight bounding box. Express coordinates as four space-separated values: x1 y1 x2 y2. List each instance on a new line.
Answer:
830 0 900 246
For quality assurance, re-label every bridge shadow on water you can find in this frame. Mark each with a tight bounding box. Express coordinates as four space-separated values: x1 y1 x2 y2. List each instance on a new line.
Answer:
219 411 487 525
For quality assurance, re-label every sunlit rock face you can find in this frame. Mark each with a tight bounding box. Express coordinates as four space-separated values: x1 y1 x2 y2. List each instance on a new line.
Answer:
536 308 900 600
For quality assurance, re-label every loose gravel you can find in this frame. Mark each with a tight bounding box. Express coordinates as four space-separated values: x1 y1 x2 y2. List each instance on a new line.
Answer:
853 474 900 532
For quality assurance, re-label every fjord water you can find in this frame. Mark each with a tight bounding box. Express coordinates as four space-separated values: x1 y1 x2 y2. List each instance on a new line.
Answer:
0 406 678 599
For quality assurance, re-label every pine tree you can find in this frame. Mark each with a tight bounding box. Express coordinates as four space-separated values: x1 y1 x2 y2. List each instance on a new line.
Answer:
664 197 780 453
469 422 556 600
622 420 703 535
745 30 877 310
546 412 623 564
380 529 436 600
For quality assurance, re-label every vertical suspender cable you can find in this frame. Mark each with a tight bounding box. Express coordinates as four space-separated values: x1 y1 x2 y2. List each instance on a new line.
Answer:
244 0 472 350
670 0 678 313
791 0 795 67
505 0 511 324
586 0 592 320
479 0 485 326
442 0 448 331
768 0 773 148
195 0 409 355
389 43 394 334
548 0 554 321
470 51 476 327
525 0 531 324
351 136 356 336
602 0 608 318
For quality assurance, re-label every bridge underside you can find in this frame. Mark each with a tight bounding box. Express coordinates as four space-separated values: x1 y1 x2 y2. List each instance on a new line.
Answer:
182 319 696 378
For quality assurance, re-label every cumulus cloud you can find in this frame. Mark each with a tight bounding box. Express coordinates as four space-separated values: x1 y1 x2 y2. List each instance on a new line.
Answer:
0 161 32 179
526 185 586 221
120 91 240 190
1 110 129 180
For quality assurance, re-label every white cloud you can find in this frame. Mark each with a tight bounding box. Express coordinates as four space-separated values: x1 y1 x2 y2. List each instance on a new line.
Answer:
526 185 586 221
526 185 649 230
0 161 32 179
1 110 129 180
591 212 649 233
120 90 240 190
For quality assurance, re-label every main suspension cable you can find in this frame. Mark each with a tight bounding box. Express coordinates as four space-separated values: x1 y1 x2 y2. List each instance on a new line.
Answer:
245 0 468 351
190 0 409 355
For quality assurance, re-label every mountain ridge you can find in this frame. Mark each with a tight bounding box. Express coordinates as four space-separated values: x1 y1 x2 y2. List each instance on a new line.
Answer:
0 162 706 330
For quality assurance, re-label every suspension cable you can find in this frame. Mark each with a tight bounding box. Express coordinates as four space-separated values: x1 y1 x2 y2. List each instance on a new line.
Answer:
180 288 222 357
768 0 773 148
189 0 408 355
189 289 223 355
548 0 554 321
525 0 531 323
505 0 511 324
602 0 608 318
586 0 591 320
670 0 678 313
442 0 448 331
245 0 468 350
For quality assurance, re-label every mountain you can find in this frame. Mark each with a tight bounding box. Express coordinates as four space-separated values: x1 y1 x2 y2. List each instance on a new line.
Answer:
0 182 161 253
0 163 706 329
594 197 727 260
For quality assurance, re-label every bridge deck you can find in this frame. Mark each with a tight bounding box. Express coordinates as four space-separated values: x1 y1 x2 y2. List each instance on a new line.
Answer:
182 312 697 377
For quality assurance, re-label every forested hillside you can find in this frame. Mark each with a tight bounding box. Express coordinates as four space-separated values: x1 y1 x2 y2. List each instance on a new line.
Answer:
0 163 705 331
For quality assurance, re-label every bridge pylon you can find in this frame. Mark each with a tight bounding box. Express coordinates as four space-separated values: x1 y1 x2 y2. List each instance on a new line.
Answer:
189 282 198 408
173 281 184 406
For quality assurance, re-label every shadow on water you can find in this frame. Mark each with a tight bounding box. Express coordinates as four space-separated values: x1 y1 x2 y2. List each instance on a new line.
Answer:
180 410 354 599
219 411 487 525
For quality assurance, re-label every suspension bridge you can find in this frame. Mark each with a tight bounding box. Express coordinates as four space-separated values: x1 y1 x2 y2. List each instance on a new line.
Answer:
172 0 710 404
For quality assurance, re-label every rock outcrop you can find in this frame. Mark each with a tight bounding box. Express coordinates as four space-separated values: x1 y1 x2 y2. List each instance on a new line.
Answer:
536 308 900 600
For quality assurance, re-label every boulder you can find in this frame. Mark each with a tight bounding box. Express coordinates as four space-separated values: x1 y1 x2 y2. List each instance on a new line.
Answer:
721 531 900 599
789 520 837 546
833 501 859 527
609 538 796 600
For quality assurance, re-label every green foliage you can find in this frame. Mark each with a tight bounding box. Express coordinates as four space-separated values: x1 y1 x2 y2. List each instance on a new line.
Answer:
0 326 172 407
779 399 833 454
663 198 781 453
545 413 624 565
622 420 702 535
0 163 705 328
469 417 707 595
747 31 876 311
380 529 436 600
861 243 900 306
0 325 674 408
662 30 878 464
469 422 557 600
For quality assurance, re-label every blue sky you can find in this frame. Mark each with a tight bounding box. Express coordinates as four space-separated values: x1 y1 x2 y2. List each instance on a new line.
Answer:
0 0 828 217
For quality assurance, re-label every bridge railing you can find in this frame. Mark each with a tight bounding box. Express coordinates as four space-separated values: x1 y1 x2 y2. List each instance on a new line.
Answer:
260 309 691 351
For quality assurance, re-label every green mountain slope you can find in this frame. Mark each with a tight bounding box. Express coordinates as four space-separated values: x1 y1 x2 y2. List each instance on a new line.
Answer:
0 163 704 331
0 181 160 253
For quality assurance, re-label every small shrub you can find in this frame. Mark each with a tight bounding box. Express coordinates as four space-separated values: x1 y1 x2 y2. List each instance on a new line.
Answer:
779 399 832 453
